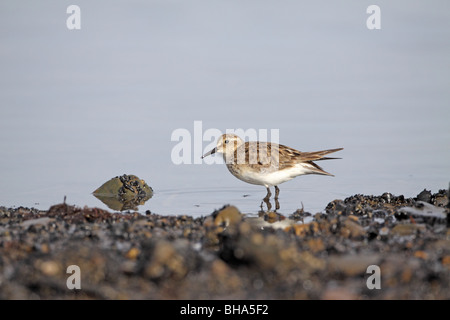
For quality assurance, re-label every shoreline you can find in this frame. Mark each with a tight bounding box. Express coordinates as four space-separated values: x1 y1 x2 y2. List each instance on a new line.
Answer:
1 189 449 299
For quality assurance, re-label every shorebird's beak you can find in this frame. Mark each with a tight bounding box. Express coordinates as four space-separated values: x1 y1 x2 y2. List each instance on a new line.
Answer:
201 148 217 159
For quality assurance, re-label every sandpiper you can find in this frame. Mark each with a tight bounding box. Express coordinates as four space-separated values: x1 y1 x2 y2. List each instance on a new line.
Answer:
201 134 343 200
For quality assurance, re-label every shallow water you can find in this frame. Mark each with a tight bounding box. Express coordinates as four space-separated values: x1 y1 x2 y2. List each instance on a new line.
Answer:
1 1 449 217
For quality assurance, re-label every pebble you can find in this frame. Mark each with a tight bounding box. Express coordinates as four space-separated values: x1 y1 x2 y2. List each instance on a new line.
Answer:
213 205 242 227
391 223 426 236
328 255 380 276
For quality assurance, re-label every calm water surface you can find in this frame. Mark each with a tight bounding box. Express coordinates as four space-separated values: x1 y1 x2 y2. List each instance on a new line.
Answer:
1 1 449 217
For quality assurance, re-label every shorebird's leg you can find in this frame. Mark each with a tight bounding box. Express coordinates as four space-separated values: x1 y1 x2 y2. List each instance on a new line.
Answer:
274 186 280 200
261 187 272 212
263 187 272 201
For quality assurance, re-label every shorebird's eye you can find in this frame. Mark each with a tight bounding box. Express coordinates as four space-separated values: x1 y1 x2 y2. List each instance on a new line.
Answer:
224 139 229 144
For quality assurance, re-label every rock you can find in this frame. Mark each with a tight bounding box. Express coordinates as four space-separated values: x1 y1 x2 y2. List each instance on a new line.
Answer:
398 202 447 222
138 239 200 281
325 199 347 214
413 251 428 260
46 203 114 223
328 254 380 276
433 192 448 207
37 260 61 276
219 223 284 271
340 219 366 239
125 247 140 260
307 238 325 253
20 217 55 228
321 286 359 300
264 211 284 223
213 205 242 227
285 221 319 237
246 215 295 230
391 223 426 236
381 192 393 203
416 189 432 203
442 256 450 268
92 174 153 211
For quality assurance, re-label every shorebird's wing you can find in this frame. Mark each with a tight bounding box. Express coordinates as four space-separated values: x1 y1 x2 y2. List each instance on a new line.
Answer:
235 143 343 174
276 145 341 162
277 146 343 174
235 142 275 168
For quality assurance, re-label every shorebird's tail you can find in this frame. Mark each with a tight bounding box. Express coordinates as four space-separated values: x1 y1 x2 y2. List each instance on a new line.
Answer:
300 148 343 176
300 148 343 161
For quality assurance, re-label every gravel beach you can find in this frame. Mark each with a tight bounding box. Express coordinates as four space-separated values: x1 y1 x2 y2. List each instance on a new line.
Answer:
1 189 449 300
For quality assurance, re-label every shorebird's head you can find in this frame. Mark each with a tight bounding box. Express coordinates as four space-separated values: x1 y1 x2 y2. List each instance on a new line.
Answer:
201 134 244 159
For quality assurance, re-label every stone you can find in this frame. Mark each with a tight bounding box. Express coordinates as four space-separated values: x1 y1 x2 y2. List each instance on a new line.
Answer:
391 224 426 236
213 205 242 227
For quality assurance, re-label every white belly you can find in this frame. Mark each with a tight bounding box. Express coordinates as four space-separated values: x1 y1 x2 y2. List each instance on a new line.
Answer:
227 164 312 187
